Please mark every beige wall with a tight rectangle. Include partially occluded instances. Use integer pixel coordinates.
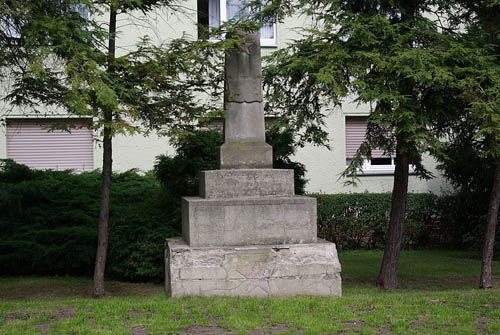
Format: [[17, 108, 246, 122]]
[[294, 103, 451, 194], [0, 2, 450, 194]]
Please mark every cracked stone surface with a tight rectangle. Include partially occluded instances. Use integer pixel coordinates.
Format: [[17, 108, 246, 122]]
[[219, 32, 273, 169], [165, 238, 342, 297]]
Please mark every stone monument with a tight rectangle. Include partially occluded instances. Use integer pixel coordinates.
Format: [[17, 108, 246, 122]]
[[165, 33, 342, 297]]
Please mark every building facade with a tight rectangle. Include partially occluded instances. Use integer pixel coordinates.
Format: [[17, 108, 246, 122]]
[[0, 1, 450, 194]]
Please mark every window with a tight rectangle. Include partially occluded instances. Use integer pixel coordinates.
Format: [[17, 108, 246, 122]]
[[6, 119, 94, 172], [70, 3, 89, 20], [345, 116, 396, 174], [197, 0, 277, 46]]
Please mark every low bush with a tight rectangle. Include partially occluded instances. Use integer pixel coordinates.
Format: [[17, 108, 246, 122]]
[[313, 192, 498, 251], [0, 160, 176, 282], [313, 193, 443, 250], [1, 156, 498, 283]]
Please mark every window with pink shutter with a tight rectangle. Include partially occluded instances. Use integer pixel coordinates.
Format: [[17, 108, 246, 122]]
[[345, 116, 396, 173], [6, 119, 94, 172]]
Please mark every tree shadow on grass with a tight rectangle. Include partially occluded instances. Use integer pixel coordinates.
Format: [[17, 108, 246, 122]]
[[343, 276, 500, 291], [0, 277, 163, 300]]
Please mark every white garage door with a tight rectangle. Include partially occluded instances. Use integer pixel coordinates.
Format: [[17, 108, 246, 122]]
[[7, 119, 94, 172]]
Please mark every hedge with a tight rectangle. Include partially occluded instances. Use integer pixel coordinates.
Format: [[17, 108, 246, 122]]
[[1, 159, 497, 282], [0, 160, 177, 282], [312, 193, 447, 250]]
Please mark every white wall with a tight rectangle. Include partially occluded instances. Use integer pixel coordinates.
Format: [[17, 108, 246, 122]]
[[0, 3, 451, 194], [294, 108, 451, 194], [94, 132, 175, 172]]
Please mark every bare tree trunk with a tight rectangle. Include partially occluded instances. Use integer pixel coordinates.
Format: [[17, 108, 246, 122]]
[[92, 6, 116, 298], [377, 142, 409, 290], [479, 161, 500, 289]]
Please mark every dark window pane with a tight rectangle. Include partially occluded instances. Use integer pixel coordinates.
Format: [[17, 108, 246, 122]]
[[198, 0, 209, 39], [370, 157, 392, 165]]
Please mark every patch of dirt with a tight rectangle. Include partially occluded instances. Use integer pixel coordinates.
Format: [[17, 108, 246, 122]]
[[131, 325, 148, 335], [36, 321, 52, 335], [2, 311, 31, 323], [2, 311, 39, 328], [3, 308, 77, 335], [477, 316, 488, 334], [0, 278, 163, 300], [106, 282, 163, 297], [249, 325, 298, 334], [372, 326, 391, 335], [342, 320, 364, 329], [130, 310, 146, 318], [180, 325, 230, 335], [52, 307, 75, 321], [129, 309, 154, 320]]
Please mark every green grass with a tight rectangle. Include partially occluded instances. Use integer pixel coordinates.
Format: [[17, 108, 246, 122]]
[[1, 250, 499, 334]]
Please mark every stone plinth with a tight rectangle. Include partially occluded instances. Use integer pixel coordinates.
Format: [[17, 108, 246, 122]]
[[200, 169, 294, 199], [165, 238, 342, 297], [182, 196, 317, 247], [218, 142, 272, 169]]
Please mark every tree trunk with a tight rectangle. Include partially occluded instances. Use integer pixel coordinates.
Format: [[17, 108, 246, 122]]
[[479, 161, 500, 289], [376, 142, 409, 290], [92, 6, 116, 298]]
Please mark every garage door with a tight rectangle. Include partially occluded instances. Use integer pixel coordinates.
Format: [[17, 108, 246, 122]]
[[6, 119, 94, 172]]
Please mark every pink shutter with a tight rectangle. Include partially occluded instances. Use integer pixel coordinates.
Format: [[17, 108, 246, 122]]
[[7, 119, 94, 172], [345, 116, 387, 158]]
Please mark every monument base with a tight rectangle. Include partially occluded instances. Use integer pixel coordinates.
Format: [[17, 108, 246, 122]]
[[165, 238, 342, 297]]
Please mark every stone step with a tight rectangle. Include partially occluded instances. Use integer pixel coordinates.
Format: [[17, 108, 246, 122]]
[[182, 195, 317, 247], [199, 169, 294, 199], [165, 238, 342, 297]]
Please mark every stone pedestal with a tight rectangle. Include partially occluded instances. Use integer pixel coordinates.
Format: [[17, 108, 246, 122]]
[[166, 238, 341, 297], [165, 168, 342, 297], [164, 30, 341, 297]]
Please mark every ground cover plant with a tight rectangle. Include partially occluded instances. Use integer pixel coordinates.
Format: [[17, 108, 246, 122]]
[[1, 250, 499, 335]]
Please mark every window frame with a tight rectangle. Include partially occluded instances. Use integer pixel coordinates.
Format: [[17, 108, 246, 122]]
[[344, 115, 415, 175], [206, 0, 277, 47]]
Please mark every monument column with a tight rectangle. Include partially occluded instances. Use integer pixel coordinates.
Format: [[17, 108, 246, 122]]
[[165, 30, 342, 297], [219, 32, 273, 169]]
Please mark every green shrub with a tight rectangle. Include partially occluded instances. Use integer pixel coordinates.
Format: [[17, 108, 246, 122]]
[[436, 193, 499, 251], [312, 193, 446, 250], [0, 160, 176, 282], [2, 156, 497, 283]]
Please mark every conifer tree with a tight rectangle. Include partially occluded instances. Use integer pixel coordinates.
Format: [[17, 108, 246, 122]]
[[263, 0, 466, 289], [1, 0, 225, 296]]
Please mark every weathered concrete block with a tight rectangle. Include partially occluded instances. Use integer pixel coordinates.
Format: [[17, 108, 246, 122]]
[[199, 169, 294, 199], [225, 33, 263, 104], [165, 238, 342, 297], [182, 196, 317, 247], [218, 142, 272, 169], [224, 102, 266, 143]]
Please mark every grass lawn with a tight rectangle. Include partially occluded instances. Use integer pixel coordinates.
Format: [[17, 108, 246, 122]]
[[1, 249, 499, 335]]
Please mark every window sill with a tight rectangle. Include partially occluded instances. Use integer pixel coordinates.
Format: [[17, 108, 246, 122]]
[[345, 169, 416, 177], [358, 170, 395, 176], [207, 37, 277, 48]]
